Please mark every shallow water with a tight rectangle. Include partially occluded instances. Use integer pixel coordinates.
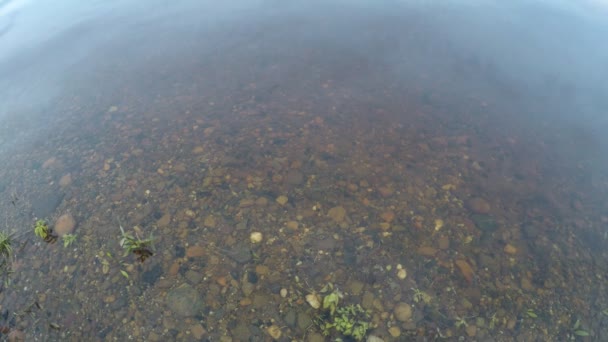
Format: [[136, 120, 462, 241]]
[[1, 0, 608, 341]]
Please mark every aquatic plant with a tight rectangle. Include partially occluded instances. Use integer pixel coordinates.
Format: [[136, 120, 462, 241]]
[[34, 219, 57, 243], [62, 234, 77, 248], [0, 232, 13, 261], [0, 231, 14, 287], [119, 224, 154, 262], [314, 284, 372, 341], [318, 303, 371, 340]]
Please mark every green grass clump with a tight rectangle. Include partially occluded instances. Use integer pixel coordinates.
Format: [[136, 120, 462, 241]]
[[62, 234, 77, 248], [119, 225, 154, 262], [34, 219, 57, 243]]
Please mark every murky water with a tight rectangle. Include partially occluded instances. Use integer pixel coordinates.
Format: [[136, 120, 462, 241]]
[[1, 0, 608, 341]]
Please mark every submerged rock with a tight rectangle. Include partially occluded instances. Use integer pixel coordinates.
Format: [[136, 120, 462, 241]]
[[54, 213, 76, 236], [166, 284, 203, 317]]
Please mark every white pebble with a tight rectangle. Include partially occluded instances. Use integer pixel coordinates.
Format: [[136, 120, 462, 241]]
[[397, 268, 407, 279], [250, 232, 263, 243], [305, 293, 321, 309]]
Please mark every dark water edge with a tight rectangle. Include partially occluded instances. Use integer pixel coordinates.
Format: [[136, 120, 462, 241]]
[[0, 0, 607, 341]]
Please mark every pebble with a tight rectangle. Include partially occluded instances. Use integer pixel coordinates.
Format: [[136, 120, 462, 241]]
[[204, 215, 216, 228], [266, 325, 282, 340], [276, 195, 288, 205], [438, 235, 450, 249], [255, 265, 269, 275], [504, 244, 518, 255], [380, 211, 395, 222], [466, 324, 477, 337], [286, 221, 299, 230], [157, 213, 171, 227], [468, 197, 490, 214], [417, 246, 437, 257], [166, 284, 203, 317], [397, 268, 407, 280], [285, 170, 304, 185], [366, 336, 385, 342], [186, 246, 205, 257], [305, 293, 321, 309], [191, 324, 206, 339], [348, 280, 365, 295], [250, 232, 263, 243], [42, 157, 57, 169], [239, 199, 255, 208], [434, 219, 444, 231], [168, 262, 180, 276], [455, 259, 475, 284], [388, 326, 401, 337], [378, 186, 394, 197], [393, 302, 412, 321], [192, 146, 205, 154], [280, 288, 288, 298], [256, 197, 269, 206], [307, 333, 326, 342], [54, 213, 76, 236], [327, 206, 346, 222], [521, 276, 534, 291], [59, 173, 72, 187]]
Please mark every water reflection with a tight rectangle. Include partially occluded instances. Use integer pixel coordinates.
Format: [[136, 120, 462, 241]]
[[0, 0, 607, 340]]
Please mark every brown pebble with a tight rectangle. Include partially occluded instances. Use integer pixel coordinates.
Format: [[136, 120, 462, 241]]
[[59, 173, 72, 187], [417, 246, 437, 257], [203, 215, 216, 228], [216, 276, 227, 287], [327, 206, 346, 222], [157, 213, 171, 227], [255, 265, 270, 275], [378, 186, 394, 197], [239, 199, 255, 208], [455, 259, 475, 284], [503, 244, 517, 255], [191, 324, 206, 339], [42, 157, 57, 169], [54, 213, 76, 237], [186, 246, 205, 258], [468, 197, 490, 214], [380, 211, 395, 222], [466, 324, 477, 337], [438, 235, 450, 249], [168, 262, 180, 276]]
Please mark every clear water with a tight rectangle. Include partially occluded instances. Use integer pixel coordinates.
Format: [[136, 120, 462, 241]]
[[1, 0, 608, 340]]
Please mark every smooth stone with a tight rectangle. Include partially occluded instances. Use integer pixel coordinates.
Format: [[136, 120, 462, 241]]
[[504, 244, 518, 254], [348, 280, 365, 296], [468, 197, 490, 214], [327, 206, 346, 222], [166, 284, 203, 317], [191, 324, 206, 339], [186, 246, 205, 258], [59, 173, 72, 187], [285, 170, 304, 185], [204, 215, 216, 228], [54, 213, 76, 236], [157, 213, 171, 227], [284, 310, 297, 327], [394, 302, 412, 321]]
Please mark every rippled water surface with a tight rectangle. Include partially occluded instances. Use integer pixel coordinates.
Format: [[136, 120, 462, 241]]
[[1, 0, 608, 341]]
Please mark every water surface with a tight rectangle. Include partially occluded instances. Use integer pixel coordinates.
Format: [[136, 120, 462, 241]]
[[1, 0, 608, 340]]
